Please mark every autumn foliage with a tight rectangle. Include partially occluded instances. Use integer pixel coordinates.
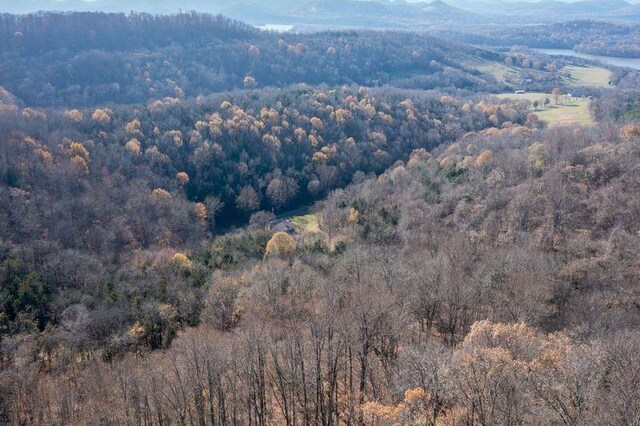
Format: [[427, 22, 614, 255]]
[[265, 231, 297, 257]]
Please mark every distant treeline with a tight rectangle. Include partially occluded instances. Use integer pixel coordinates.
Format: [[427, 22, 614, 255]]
[[0, 12, 507, 107]]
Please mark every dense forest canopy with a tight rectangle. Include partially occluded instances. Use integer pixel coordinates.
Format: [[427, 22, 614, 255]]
[[0, 12, 510, 107], [0, 85, 529, 353], [4, 106, 640, 424]]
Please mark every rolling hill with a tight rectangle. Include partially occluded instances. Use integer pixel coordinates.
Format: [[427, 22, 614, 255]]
[[0, 12, 515, 107]]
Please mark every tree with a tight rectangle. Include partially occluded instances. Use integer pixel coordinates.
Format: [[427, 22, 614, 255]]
[[249, 211, 275, 229], [475, 149, 494, 168], [125, 138, 141, 155], [620, 124, 640, 142], [176, 172, 190, 185], [310, 117, 324, 131], [552, 87, 562, 105], [236, 185, 261, 213], [204, 196, 224, 231], [266, 177, 299, 210], [92, 108, 112, 124], [203, 276, 243, 330], [64, 109, 83, 122], [243, 75, 257, 89], [396, 342, 453, 426], [125, 119, 143, 137], [172, 253, 193, 270], [454, 322, 537, 423], [265, 232, 297, 257]]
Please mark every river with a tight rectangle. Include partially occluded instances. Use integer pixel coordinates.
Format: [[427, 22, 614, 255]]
[[532, 48, 640, 70]]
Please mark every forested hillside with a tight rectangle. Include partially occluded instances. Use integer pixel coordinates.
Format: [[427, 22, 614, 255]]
[[1, 9, 640, 426], [0, 86, 529, 359], [0, 13, 510, 107], [4, 112, 640, 424]]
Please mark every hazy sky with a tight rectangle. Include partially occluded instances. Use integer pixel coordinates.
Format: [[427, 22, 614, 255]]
[[9, 0, 640, 4]]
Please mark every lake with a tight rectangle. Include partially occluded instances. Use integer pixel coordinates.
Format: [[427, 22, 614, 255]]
[[533, 48, 640, 70], [256, 24, 294, 32]]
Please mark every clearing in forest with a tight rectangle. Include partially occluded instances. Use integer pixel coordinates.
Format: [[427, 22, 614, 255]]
[[458, 54, 519, 83], [290, 213, 321, 233], [496, 92, 594, 127], [559, 65, 612, 88]]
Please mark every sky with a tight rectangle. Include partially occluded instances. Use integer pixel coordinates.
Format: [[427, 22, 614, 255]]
[[7, 0, 640, 5]]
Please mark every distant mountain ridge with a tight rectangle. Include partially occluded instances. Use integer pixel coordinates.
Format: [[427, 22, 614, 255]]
[[1, 0, 639, 27]]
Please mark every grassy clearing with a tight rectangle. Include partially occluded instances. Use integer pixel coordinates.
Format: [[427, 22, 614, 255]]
[[476, 61, 519, 83], [291, 213, 320, 233], [534, 102, 593, 127], [458, 54, 519, 83], [496, 92, 594, 127], [458, 52, 611, 89], [559, 65, 612, 88]]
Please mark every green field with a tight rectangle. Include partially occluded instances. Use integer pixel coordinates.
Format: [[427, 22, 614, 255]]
[[497, 92, 594, 127], [291, 213, 321, 233], [559, 65, 612, 88], [459, 52, 612, 90]]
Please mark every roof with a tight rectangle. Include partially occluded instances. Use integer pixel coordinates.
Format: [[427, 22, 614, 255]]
[[271, 220, 297, 234]]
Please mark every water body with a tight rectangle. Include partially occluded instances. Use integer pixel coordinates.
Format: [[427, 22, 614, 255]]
[[256, 24, 294, 32], [533, 48, 640, 70]]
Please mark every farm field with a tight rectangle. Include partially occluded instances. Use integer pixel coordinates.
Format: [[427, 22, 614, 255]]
[[459, 54, 611, 92], [559, 65, 612, 88], [497, 92, 594, 127]]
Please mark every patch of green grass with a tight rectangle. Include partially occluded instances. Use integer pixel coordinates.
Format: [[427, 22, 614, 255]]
[[496, 92, 594, 127], [534, 102, 593, 127], [560, 65, 611, 88], [291, 213, 320, 233]]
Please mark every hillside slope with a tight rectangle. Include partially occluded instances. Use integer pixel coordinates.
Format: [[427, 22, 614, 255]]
[[0, 12, 515, 107], [4, 112, 640, 424]]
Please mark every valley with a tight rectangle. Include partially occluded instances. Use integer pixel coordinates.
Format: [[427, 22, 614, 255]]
[[534, 48, 640, 69]]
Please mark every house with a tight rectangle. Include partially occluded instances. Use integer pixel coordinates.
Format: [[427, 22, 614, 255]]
[[270, 220, 297, 235]]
